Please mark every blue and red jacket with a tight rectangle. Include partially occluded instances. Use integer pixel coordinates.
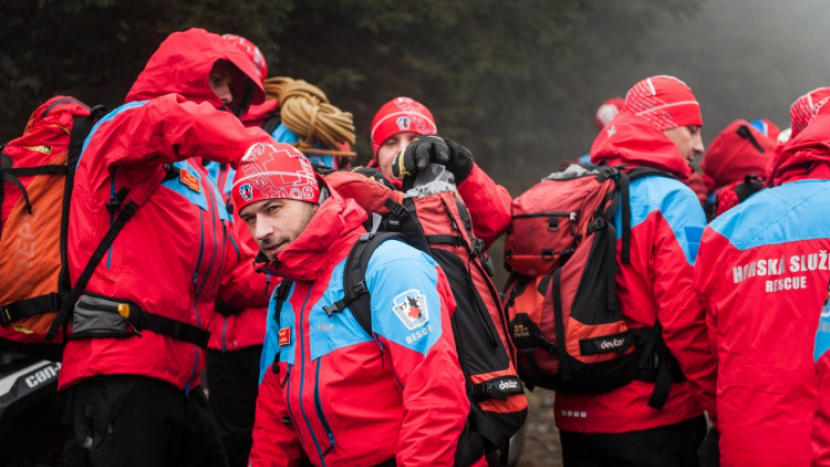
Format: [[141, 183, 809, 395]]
[[699, 111, 830, 467], [60, 28, 273, 392], [552, 112, 717, 434], [698, 112, 830, 467], [249, 190, 469, 467]]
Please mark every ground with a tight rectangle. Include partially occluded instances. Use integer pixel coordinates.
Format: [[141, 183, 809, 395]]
[[515, 388, 564, 467]]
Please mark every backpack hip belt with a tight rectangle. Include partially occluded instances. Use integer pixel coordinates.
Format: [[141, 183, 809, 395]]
[[69, 292, 210, 347]]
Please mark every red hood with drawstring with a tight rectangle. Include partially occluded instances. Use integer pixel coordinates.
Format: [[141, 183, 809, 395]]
[[126, 27, 265, 113], [59, 28, 272, 392], [556, 111, 717, 435]]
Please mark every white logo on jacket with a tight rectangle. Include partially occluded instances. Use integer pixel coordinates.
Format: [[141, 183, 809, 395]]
[[392, 289, 429, 330]]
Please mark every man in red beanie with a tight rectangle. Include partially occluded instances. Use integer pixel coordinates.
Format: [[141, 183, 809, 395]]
[[551, 75, 718, 467], [701, 119, 776, 219], [238, 142, 473, 466], [368, 96, 512, 248], [60, 28, 274, 466], [202, 33, 283, 467], [696, 97, 830, 467]]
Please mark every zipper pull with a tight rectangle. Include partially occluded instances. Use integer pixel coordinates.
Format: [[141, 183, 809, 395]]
[[264, 272, 272, 300]]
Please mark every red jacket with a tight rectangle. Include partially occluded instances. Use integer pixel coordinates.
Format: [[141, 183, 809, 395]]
[[60, 28, 273, 391], [697, 114, 830, 466], [204, 161, 275, 352], [249, 192, 469, 466], [552, 113, 717, 434]]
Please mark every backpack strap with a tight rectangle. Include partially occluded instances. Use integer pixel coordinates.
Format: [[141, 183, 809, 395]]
[[322, 213, 405, 337], [0, 293, 63, 326], [45, 198, 140, 341], [734, 173, 765, 202], [634, 321, 683, 409], [260, 110, 282, 136], [270, 279, 294, 374]]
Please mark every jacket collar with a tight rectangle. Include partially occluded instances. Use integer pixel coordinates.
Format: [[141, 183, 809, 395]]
[[256, 193, 368, 282]]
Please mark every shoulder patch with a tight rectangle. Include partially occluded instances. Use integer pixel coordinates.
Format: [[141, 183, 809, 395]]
[[392, 289, 429, 330]]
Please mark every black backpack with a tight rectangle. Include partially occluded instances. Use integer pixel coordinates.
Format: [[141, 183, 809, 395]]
[[272, 168, 528, 466]]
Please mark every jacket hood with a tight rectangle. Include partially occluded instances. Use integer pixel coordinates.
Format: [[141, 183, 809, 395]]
[[590, 112, 692, 180], [257, 185, 369, 282], [125, 28, 265, 113], [768, 112, 830, 186]]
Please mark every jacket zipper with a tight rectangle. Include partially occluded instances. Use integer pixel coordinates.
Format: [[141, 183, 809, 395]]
[[314, 360, 336, 457], [295, 286, 329, 466], [185, 206, 205, 395]]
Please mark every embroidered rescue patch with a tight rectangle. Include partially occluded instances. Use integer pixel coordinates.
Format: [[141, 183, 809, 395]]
[[279, 327, 291, 346], [179, 168, 201, 193], [238, 183, 253, 201], [392, 289, 429, 330]]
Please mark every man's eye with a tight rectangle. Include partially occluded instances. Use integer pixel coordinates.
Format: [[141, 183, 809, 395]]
[[268, 205, 279, 213]]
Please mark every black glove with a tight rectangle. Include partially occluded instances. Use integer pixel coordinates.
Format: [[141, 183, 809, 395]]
[[443, 137, 474, 183], [391, 135, 476, 183], [392, 135, 450, 179], [698, 427, 719, 467]]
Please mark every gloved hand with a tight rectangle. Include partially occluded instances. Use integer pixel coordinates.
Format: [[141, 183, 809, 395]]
[[392, 135, 475, 183], [443, 137, 474, 183]]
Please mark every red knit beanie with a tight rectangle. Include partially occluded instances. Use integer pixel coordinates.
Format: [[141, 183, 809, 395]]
[[370, 97, 437, 156], [595, 97, 625, 129], [701, 119, 775, 190], [222, 34, 268, 83], [789, 87, 830, 138], [623, 75, 702, 131], [232, 142, 320, 213]]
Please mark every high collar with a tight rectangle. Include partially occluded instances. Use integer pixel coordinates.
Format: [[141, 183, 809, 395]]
[[590, 112, 692, 181], [256, 193, 368, 282], [768, 113, 830, 186]]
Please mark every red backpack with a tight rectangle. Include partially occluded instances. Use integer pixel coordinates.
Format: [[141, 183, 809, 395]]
[[503, 165, 683, 408], [0, 97, 105, 358]]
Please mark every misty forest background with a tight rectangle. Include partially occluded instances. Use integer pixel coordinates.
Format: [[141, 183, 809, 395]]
[[3, 0, 830, 195]]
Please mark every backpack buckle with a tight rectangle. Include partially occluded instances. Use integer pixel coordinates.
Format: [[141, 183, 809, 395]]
[[0, 305, 11, 325]]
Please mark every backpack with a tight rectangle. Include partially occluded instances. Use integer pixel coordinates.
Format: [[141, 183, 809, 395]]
[[274, 166, 528, 466], [0, 97, 171, 359], [502, 164, 684, 409], [0, 97, 105, 358], [708, 173, 766, 221]]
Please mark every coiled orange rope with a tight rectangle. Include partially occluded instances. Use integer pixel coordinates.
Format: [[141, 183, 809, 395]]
[[264, 77, 356, 157]]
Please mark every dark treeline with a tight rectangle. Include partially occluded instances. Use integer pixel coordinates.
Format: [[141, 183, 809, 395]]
[[2, 0, 704, 193], [5, 1, 830, 195]]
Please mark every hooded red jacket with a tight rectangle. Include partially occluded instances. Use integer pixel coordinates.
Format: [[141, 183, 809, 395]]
[[552, 113, 717, 434], [249, 190, 469, 466], [59, 28, 273, 391], [696, 113, 830, 466]]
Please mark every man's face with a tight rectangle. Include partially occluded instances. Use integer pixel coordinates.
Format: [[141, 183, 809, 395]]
[[376, 132, 419, 181], [209, 61, 234, 106], [239, 199, 318, 260], [663, 125, 704, 165]]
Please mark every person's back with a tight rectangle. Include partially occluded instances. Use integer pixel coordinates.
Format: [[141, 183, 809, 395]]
[[698, 101, 830, 467], [554, 75, 717, 467], [61, 28, 273, 466]]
